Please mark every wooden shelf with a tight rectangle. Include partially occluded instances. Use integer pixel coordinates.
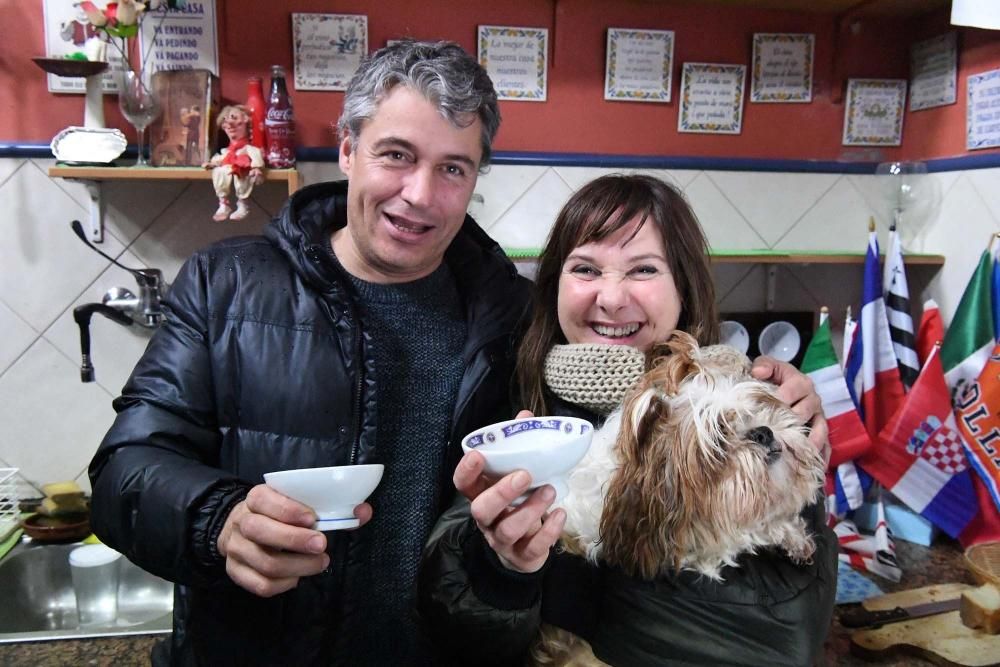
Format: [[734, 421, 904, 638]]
[[504, 249, 945, 266], [48, 165, 300, 196]]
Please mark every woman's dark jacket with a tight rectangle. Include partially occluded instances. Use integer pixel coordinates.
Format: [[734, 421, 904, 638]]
[[418, 395, 839, 666], [88, 180, 532, 666]]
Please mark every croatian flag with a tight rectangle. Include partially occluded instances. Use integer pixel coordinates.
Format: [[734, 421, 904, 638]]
[[845, 227, 905, 438], [863, 346, 977, 539]]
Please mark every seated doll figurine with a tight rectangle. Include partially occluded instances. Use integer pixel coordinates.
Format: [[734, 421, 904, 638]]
[[203, 105, 264, 221]]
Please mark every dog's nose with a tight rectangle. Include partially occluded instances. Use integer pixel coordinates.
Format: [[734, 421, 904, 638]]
[[746, 426, 774, 448], [747, 426, 782, 463]]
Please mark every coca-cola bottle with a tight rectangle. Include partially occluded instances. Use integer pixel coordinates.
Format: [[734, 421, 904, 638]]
[[245, 77, 267, 151], [264, 65, 296, 168]]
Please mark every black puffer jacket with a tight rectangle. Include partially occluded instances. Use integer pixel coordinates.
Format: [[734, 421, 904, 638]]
[[89, 180, 532, 666], [419, 396, 838, 667]]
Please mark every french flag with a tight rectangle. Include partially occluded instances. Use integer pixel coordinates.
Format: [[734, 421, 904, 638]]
[[846, 228, 906, 438], [862, 346, 977, 538]]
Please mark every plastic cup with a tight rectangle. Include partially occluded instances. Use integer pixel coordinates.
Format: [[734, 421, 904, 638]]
[[69, 544, 122, 627]]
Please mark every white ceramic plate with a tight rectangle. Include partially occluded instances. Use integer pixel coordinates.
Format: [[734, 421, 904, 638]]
[[719, 320, 750, 354], [51, 126, 127, 164], [758, 321, 801, 362]]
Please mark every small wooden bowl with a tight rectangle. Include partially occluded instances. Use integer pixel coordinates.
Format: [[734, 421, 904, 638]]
[[20, 513, 91, 543]]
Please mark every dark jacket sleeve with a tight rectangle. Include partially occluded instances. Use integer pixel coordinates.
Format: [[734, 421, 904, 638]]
[[88, 252, 252, 587], [418, 495, 547, 666]]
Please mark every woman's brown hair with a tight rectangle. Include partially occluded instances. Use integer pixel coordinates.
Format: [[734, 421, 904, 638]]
[[516, 174, 718, 415]]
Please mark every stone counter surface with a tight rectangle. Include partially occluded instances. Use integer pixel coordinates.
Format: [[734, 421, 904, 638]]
[[0, 540, 976, 666], [0, 635, 160, 666]]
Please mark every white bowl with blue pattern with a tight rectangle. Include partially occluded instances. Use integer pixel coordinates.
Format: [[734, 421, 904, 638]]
[[462, 416, 593, 503]]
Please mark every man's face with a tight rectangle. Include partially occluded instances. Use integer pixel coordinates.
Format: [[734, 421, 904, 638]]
[[334, 85, 483, 284]]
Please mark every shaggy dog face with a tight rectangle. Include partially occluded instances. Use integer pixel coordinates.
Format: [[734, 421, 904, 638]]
[[561, 331, 825, 581]]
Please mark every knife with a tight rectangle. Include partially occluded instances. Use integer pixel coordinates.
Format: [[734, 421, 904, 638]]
[[840, 597, 961, 629]]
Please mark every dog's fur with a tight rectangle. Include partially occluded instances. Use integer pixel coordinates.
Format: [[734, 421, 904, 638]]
[[533, 331, 825, 666]]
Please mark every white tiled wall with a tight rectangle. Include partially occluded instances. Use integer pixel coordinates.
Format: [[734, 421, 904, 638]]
[[0, 157, 995, 497]]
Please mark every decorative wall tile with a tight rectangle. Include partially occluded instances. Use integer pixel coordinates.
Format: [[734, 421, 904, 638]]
[[0, 164, 127, 332], [0, 158, 22, 189], [684, 173, 766, 249], [472, 165, 548, 228], [706, 171, 838, 247], [0, 338, 115, 488], [776, 176, 876, 251], [129, 182, 272, 281], [922, 174, 1000, 322], [0, 300, 38, 376], [487, 169, 573, 249]]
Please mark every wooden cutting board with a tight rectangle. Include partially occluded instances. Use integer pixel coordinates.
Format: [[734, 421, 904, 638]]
[[850, 583, 1000, 666]]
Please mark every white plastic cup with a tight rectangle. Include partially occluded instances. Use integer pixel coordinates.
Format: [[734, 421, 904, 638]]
[[69, 544, 122, 627]]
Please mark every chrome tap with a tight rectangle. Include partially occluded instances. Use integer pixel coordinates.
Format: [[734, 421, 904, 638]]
[[70, 220, 168, 382]]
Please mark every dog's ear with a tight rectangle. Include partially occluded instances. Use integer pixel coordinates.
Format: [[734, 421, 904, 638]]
[[599, 383, 686, 580], [647, 330, 701, 397]]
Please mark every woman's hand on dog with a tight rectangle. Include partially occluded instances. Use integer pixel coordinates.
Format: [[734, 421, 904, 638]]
[[454, 411, 567, 573], [751, 356, 832, 466]]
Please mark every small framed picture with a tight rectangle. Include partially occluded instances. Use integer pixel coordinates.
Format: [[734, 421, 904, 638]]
[[478, 25, 548, 101], [750, 33, 813, 103], [292, 13, 368, 91], [842, 79, 906, 146], [910, 32, 957, 111], [678, 63, 746, 134], [604, 28, 674, 103], [967, 68, 1000, 150]]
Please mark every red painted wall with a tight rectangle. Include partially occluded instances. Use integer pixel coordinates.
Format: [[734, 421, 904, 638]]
[[4, 1, 998, 161]]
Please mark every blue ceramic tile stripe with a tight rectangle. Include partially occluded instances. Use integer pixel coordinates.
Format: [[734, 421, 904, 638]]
[[3, 141, 999, 174]]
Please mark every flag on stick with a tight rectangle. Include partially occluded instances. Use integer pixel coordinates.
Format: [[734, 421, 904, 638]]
[[942, 245, 995, 404], [955, 342, 1000, 515], [916, 299, 945, 368], [801, 308, 871, 512], [883, 225, 919, 389], [845, 222, 906, 437], [862, 345, 977, 538], [843, 305, 856, 373]]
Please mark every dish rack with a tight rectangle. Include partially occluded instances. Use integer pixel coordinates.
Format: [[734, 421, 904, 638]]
[[0, 468, 20, 543]]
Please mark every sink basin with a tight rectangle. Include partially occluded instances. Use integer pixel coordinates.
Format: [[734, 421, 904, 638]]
[[0, 541, 172, 642]]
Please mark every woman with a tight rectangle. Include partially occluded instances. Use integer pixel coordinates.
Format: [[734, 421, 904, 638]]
[[418, 174, 836, 666]]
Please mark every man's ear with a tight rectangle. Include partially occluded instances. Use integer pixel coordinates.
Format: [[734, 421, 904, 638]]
[[338, 136, 354, 175]]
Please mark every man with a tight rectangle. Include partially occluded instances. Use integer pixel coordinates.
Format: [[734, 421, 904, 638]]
[[90, 40, 530, 666]]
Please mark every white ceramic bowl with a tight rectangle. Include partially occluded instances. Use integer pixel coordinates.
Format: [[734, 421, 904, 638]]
[[263, 464, 384, 531], [461, 416, 594, 502], [719, 320, 750, 354], [758, 320, 801, 362]]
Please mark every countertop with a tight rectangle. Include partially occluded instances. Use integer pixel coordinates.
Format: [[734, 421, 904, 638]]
[[825, 537, 978, 666], [0, 539, 976, 666]]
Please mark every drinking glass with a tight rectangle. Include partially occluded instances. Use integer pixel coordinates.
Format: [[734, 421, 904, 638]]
[[118, 70, 161, 167]]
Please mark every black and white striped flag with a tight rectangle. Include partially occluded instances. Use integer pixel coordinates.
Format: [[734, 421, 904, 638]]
[[883, 225, 919, 388]]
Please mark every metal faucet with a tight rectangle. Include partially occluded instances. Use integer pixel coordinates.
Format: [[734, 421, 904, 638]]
[[70, 220, 168, 382]]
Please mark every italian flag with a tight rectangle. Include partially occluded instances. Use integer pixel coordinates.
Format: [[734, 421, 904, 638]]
[[942, 249, 994, 403], [800, 309, 872, 510]]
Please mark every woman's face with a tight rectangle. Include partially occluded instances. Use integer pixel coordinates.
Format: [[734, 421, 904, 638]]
[[557, 216, 682, 353]]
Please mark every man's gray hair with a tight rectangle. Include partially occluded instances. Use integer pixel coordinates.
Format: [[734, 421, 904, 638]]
[[336, 40, 501, 169]]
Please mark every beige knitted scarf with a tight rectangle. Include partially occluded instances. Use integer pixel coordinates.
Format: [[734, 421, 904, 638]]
[[543, 343, 647, 416]]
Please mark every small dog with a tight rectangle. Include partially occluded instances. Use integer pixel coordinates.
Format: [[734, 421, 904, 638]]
[[534, 331, 825, 666]]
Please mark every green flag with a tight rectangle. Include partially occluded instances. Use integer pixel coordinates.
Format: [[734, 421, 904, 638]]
[[942, 249, 994, 402]]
